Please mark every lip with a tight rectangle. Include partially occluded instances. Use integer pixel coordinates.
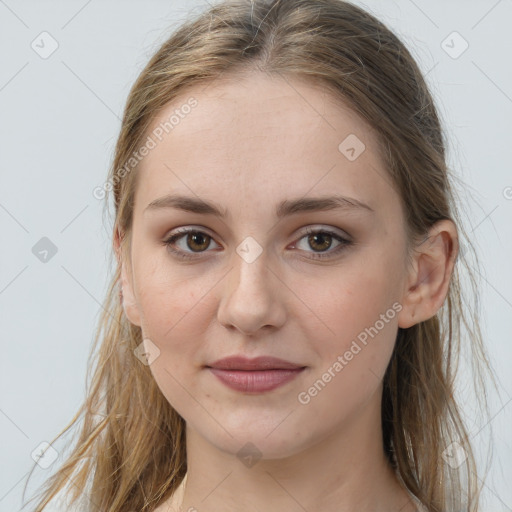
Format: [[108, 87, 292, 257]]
[[205, 356, 306, 393], [207, 355, 304, 371], [207, 368, 306, 393]]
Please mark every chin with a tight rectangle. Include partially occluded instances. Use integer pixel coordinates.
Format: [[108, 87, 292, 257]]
[[192, 414, 317, 462]]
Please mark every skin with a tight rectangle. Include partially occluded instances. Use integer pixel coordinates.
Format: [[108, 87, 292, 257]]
[[115, 70, 458, 512]]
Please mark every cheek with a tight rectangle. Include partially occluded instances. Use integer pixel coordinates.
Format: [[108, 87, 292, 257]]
[[132, 246, 206, 335], [302, 263, 400, 377], [131, 259, 228, 402], [137, 277, 209, 354], [133, 266, 216, 417], [294, 273, 399, 430]]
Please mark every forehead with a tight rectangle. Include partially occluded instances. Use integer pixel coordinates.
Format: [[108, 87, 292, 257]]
[[133, 71, 396, 218]]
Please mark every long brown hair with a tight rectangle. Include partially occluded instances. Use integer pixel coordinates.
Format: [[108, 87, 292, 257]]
[[24, 1, 499, 510]]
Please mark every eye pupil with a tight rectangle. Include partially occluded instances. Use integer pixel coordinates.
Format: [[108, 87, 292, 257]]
[[308, 233, 332, 252], [188, 232, 210, 251]]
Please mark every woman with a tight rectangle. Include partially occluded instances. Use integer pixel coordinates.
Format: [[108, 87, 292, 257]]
[[26, 0, 497, 511]]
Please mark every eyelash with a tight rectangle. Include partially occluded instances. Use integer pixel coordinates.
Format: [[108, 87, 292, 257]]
[[162, 227, 352, 261]]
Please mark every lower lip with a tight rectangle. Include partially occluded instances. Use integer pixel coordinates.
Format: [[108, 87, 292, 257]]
[[207, 367, 305, 393]]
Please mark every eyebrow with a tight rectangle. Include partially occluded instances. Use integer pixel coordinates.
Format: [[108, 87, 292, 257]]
[[143, 193, 374, 218]]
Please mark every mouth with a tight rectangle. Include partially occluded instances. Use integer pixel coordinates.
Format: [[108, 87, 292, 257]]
[[206, 367, 306, 393], [205, 355, 307, 393], [206, 355, 305, 371]]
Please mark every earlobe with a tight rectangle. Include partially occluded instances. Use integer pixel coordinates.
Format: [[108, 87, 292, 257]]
[[397, 220, 458, 329], [113, 227, 142, 327]]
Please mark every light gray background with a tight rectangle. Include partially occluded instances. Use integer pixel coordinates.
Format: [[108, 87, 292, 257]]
[[1, 0, 511, 511]]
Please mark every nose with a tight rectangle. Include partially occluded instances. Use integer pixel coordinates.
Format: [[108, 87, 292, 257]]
[[217, 251, 287, 336]]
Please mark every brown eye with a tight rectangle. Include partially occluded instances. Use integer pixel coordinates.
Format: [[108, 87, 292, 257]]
[[163, 228, 220, 260], [163, 226, 352, 262], [307, 232, 333, 252], [184, 232, 211, 252], [294, 228, 352, 260]]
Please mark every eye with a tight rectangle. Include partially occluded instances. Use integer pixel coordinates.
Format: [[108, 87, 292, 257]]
[[163, 226, 352, 261], [163, 228, 220, 260], [293, 227, 352, 260]]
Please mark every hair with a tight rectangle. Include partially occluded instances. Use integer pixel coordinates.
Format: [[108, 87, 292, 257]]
[[24, 1, 500, 511]]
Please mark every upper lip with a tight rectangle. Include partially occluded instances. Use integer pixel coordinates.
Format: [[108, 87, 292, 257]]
[[206, 356, 305, 371]]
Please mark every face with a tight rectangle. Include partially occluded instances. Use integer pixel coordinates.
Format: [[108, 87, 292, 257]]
[[119, 71, 413, 459]]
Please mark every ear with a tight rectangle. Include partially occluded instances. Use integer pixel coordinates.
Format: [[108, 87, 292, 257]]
[[397, 219, 459, 329], [113, 227, 142, 327]]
